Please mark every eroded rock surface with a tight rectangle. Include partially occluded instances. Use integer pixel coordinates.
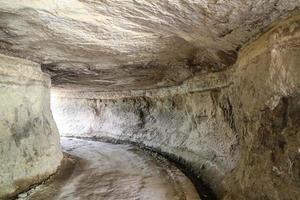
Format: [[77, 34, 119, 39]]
[[222, 15, 300, 200], [51, 15, 300, 199], [0, 1, 300, 199], [0, 0, 299, 90], [51, 78, 239, 196], [18, 138, 200, 200], [0, 54, 62, 199]]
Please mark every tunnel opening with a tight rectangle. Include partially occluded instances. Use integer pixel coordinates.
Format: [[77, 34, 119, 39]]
[[0, 2, 300, 200]]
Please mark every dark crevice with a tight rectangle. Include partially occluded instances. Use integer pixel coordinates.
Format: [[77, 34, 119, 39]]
[[282, 97, 289, 128], [220, 97, 236, 132]]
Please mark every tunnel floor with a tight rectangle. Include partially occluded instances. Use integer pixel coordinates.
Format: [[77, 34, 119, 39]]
[[17, 138, 200, 200]]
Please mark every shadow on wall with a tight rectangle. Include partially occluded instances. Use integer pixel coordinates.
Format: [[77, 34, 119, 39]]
[[222, 15, 300, 200], [51, 89, 239, 198], [50, 14, 300, 200]]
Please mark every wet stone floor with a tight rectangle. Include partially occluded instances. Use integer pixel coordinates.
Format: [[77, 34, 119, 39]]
[[17, 138, 200, 200]]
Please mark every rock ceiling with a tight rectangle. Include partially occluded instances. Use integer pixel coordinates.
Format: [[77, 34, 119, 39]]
[[0, 0, 299, 91]]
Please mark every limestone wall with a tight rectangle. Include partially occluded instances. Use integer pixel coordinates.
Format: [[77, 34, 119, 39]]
[[0, 54, 62, 199], [51, 15, 300, 199], [52, 84, 238, 197], [222, 15, 300, 200]]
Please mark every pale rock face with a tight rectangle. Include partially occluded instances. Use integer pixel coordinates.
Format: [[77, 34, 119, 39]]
[[0, 54, 62, 199], [0, 0, 299, 91], [51, 78, 239, 196], [1, 1, 300, 199], [51, 15, 300, 199]]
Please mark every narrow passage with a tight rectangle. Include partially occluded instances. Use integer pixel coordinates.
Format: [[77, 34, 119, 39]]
[[18, 138, 200, 200]]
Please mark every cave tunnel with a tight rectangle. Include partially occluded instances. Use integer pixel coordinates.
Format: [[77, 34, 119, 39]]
[[0, 1, 300, 200]]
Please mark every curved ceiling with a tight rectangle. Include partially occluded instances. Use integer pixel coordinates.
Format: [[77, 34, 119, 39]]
[[0, 0, 299, 91]]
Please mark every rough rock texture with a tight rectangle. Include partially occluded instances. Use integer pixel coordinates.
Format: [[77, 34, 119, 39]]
[[18, 138, 200, 200], [0, 54, 63, 199], [51, 84, 239, 196], [0, 1, 299, 91], [51, 15, 300, 199], [1, 1, 299, 199], [222, 15, 300, 200]]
